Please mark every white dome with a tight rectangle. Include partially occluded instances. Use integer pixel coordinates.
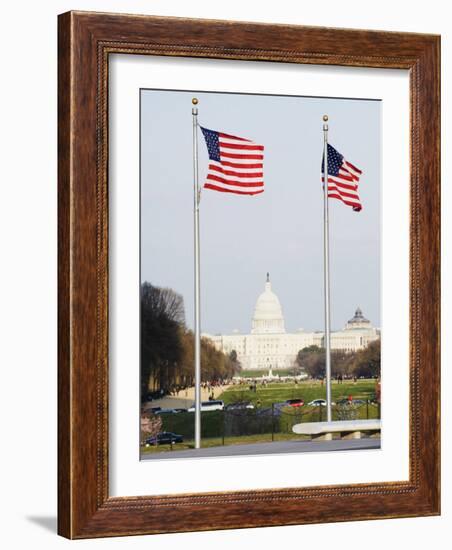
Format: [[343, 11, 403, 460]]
[[251, 274, 285, 334]]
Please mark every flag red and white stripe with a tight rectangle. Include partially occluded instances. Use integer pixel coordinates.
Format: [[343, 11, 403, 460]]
[[322, 143, 363, 212], [200, 127, 264, 196]]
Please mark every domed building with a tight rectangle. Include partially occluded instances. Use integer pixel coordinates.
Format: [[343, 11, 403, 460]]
[[251, 273, 285, 334], [203, 275, 380, 372], [331, 306, 380, 351], [345, 307, 371, 330]]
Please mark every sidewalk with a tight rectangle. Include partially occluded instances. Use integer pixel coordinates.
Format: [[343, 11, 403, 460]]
[[141, 437, 381, 460]]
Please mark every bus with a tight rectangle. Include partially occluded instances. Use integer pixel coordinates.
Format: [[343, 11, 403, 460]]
[[187, 400, 224, 412]]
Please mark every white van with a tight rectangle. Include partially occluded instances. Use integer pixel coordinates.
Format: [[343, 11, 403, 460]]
[[188, 400, 224, 412]]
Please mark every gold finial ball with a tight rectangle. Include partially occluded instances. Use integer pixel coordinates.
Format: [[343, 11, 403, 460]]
[[192, 98, 199, 105], [323, 115, 329, 121]]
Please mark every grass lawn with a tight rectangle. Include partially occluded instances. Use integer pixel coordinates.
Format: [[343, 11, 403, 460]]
[[220, 379, 378, 408]]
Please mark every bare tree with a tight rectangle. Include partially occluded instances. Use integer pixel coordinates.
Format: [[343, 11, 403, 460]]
[[141, 283, 185, 398], [141, 283, 185, 325], [140, 282, 243, 397], [296, 345, 358, 379], [352, 339, 381, 378]]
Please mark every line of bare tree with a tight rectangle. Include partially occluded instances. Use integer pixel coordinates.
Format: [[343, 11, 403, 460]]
[[296, 340, 381, 380], [141, 282, 241, 400]]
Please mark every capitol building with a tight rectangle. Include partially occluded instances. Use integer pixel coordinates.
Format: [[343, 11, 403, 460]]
[[203, 274, 380, 371]]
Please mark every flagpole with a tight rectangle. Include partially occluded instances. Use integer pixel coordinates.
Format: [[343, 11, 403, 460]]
[[323, 115, 332, 423], [192, 97, 202, 448]]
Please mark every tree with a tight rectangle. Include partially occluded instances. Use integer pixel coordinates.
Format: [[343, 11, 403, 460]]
[[140, 412, 163, 445], [141, 283, 185, 397], [296, 346, 325, 379], [141, 282, 185, 325], [140, 282, 241, 397], [200, 338, 240, 381], [229, 350, 242, 375], [296, 345, 358, 378], [331, 349, 356, 377], [352, 339, 381, 378], [178, 328, 195, 386]]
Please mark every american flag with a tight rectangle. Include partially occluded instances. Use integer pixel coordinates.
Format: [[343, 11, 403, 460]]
[[322, 143, 363, 212], [200, 127, 264, 195]]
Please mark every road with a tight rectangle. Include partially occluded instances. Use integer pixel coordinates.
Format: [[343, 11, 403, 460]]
[[141, 437, 380, 460]]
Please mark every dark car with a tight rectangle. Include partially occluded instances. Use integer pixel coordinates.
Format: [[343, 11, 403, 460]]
[[336, 398, 366, 406], [145, 432, 184, 446], [155, 408, 184, 415], [285, 398, 305, 407], [224, 401, 255, 411]]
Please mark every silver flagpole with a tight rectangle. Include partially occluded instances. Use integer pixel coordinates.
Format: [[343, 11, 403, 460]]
[[192, 98, 202, 448], [323, 115, 332, 423]]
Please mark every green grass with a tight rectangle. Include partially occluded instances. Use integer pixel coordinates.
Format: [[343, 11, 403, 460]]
[[221, 379, 378, 408], [156, 410, 222, 439]]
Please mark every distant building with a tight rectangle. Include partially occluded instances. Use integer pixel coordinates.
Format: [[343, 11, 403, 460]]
[[203, 274, 380, 371]]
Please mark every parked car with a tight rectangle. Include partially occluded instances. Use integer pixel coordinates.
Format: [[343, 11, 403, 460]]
[[188, 400, 224, 412], [308, 399, 327, 407], [155, 408, 184, 415], [145, 432, 184, 446], [336, 398, 365, 406], [285, 398, 304, 407], [224, 401, 255, 410], [147, 406, 161, 414]]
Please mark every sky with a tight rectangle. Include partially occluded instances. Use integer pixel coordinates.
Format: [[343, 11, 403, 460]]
[[141, 89, 381, 334]]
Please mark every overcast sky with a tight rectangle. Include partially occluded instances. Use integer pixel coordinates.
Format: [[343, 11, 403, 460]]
[[141, 89, 380, 334]]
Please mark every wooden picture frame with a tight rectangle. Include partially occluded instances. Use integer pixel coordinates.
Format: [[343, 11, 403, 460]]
[[58, 11, 440, 538]]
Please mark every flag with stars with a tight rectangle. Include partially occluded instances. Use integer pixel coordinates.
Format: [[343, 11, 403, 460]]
[[200, 127, 264, 196], [322, 143, 363, 211]]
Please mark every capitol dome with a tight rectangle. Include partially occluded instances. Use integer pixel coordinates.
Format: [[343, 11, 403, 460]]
[[251, 273, 286, 334]]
